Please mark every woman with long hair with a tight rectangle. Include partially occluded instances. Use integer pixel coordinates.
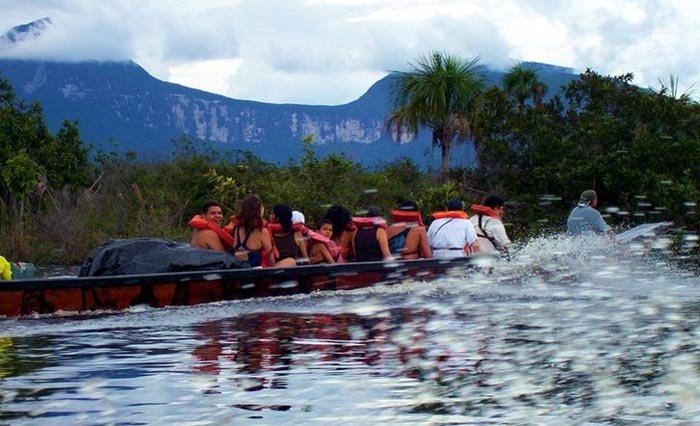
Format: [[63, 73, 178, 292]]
[[323, 205, 353, 262], [269, 203, 308, 267], [231, 194, 274, 267]]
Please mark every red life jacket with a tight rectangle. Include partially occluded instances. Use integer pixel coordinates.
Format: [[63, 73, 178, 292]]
[[470, 204, 500, 218], [430, 210, 469, 220], [351, 217, 388, 229], [307, 230, 344, 262], [188, 215, 234, 251], [267, 222, 305, 234], [390, 209, 424, 226]]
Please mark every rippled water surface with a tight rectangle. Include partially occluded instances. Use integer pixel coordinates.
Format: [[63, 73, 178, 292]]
[[1, 235, 699, 425]]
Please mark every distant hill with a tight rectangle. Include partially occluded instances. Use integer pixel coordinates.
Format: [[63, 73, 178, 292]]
[[0, 19, 578, 168], [0, 17, 575, 167], [0, 58, 578, 168]]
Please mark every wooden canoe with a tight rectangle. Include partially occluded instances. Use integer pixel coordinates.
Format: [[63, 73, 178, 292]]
[[0, 257, 473, 317]]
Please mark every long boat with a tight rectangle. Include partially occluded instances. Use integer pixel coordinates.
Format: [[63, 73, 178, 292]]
[[0, 257, 473, 317]]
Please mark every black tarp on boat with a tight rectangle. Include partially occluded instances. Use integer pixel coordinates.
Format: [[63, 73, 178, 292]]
[[79, 238, 249, 277]]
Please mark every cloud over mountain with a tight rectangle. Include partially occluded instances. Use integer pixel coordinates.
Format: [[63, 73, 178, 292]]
[[1, 1, 699, 105]]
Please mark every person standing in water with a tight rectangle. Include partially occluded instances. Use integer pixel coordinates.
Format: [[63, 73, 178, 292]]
[[566, 190, 612, 235]]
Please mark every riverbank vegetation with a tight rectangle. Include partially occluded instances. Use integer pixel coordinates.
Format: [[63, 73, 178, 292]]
[[1, 55, 699, 264]]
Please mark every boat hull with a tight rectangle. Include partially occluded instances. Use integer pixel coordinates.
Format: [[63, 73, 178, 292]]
[[0, 258, 471, 317]]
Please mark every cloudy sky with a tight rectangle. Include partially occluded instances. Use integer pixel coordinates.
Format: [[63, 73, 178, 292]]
[[1, 0, 699, 105]]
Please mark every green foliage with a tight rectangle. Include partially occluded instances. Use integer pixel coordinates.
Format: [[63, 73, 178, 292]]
[[0, 76, 90, 199], [388, 52, 485, 179], [474, 68, 700, 235], [415, 182, 462, 214], [38, 120, 90, 188], [502, 63, 548, 108], [2, 64, 700, 263], [205, 168, 246, 212], [2, 150, 42, 200]]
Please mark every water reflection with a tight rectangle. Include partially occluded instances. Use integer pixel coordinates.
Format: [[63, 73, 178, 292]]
[[191, 309, 437, 393], [184, 297, 700, 423]]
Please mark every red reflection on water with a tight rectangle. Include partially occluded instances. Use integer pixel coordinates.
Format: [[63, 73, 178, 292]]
[[191, 309, 438, 380]]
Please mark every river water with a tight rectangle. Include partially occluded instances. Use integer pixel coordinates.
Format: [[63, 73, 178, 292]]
[[0, 234, 699, 425]]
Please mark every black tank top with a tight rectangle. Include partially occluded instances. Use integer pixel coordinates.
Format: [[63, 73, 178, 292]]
[[354, 227, 382, 261], [274, 232, 299, 260]]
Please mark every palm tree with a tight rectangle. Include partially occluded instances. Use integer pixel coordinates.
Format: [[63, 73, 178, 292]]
[[387, 52, 484, 179], [656, 73, 696, 101], [502, 63, 547, 110]]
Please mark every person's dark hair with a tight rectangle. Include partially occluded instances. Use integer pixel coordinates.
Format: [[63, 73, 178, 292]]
[[324, 205, 351, 238], [366, 205, 382, 218], [202, 201, 222, 214], [316, 218, 333, 229], [238, 194, 263, 229], [483, 195, 505, 209], [399, 200, 419, 211], [579, 190, 597, 204], [272, 204, 293, 232], [447, 198, 463, 211]]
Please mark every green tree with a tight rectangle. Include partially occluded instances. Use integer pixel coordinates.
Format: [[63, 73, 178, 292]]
[[388, 52, 484, 180], [502, 63, 548, 110], [37, 120, 90, 188], [2, 151, 44, 257], [0, 77, 89, 193], [656, 73, 696, 101], [3, 150, 42, 216]]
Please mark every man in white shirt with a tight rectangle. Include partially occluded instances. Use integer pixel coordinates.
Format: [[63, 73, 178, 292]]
[[427, 199, 480, 258], [470, 195, 511, 255]]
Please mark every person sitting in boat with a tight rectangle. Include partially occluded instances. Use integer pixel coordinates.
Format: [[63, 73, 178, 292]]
[[188, 201, 234, 252], [0, 255, 12, 281], [566, 190, 612, 236], [469, 195, 511, 256], [308, 219, 342, 264], [231, 194, 275, 267], [269, 204, 308, 267], [428, 198, 480, 258], [323, 205, 355, 261], [351, 206, 393, 262], [387, 201, 431, 260]]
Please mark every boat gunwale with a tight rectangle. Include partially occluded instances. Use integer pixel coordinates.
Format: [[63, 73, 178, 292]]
[[2, 257, 472, 291]]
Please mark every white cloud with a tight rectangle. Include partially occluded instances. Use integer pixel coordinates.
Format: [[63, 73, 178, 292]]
[[1, 0, 700, 103]]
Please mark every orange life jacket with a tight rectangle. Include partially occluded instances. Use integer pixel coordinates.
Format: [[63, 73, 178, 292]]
[[390, 209, 424, 226], [470, 204, 500, 218], [307, 230, 344, 262], [188, 215, 235, 251], [267, 222, 305, 234], [430, 210, 469, 220], [428, 211, 472, 254], [351, 217, 388, 229]]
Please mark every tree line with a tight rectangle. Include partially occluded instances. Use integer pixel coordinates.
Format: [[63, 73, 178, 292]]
[[1, 53, 699, 264]]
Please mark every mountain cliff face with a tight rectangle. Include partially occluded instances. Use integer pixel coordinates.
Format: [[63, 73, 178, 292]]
[[0, 17, 578, 167], [0, 59, 465, 166], [0, 59, 578, 167]]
